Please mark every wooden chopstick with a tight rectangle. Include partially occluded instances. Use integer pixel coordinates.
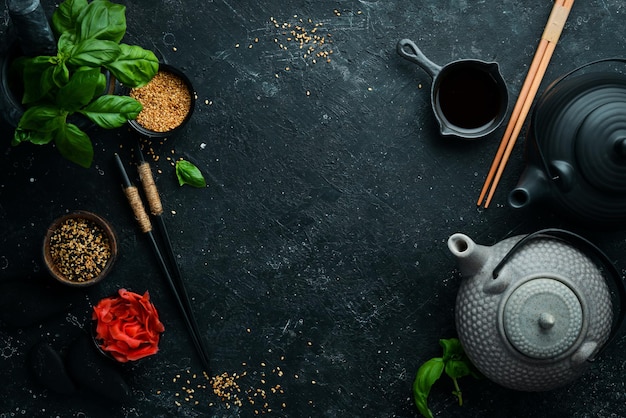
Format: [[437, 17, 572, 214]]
[[114, 153, 211, 372], [477, 0, 574, 208]]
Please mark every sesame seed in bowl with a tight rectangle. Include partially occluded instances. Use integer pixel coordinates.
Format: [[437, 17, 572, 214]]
[[43, 211, 118, 287], [127, 63, 196, 138]]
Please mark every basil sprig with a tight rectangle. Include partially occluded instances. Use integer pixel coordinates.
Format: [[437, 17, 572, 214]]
[[413, 338, 480, 418], [175, 159, 207, 188], [12, 0, 158, 168]]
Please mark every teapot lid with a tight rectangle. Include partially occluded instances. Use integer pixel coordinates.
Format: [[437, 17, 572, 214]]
[[527, 66, 626, 225], [576, 101, 626, 194], [503, 277, 583, 359]]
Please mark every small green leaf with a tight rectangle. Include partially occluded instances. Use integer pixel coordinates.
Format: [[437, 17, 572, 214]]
[[176, 160, 207, 188], [17, 105, 64, 133], [51, 62, 70, 88], [68, 39, 120, 67], [57, 31, 77, 57], [440, 338, 464, 362], [21, 56, 56, 104], [440, 338, 481, 379], [105, 44, 159, 88], [52, 0, 88, 36], [54, 123, 93, 168], [13, 128, 55, 146], [77, 0, 126, 42], [445, 360, 472, 380], [56, 68, 102, 111], [79, 95, 142, 128], [413, 357, 444, 418]]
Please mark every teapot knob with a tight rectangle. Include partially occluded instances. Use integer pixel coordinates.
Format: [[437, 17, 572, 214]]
[[502, 277, 584, 359], [613, 137, 626, 158], [538, 312, 556, 330]]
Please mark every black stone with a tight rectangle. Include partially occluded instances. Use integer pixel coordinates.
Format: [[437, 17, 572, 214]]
[[28, 340, 76, 395], [66, 334, 132, 403], [0, 276, 77, 328]]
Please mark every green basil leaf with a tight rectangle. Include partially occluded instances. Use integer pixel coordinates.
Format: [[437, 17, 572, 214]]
[[68, 39, 120, 67], [54, 123, 93, 168], [57, 31, 77, 56], [413, 357, 444, 418], [77, 0, 126, 42], [105, 44, 159, 88], [21, 56, 55, 104], [176, 160, 207, 188], [52, 0, 88, 36], [56, 68, 102, 111], [93, 70, 107, 96], [440, 338, 464, 362], [444, 360, 472, 380], [17, 105, 64, 133], [79, 95, 142, 128], [51, 62, 70, 88], [13, 127, 55, 146]]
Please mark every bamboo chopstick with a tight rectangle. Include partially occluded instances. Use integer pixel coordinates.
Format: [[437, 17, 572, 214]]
[[113, 153, 211, 372], [134, 146, 210, 371], [477, 0, 574, 208]]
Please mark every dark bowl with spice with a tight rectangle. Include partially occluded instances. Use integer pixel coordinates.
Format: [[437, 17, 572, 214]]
[[43, 211, 118, 287], [127, 63, 195, 138]]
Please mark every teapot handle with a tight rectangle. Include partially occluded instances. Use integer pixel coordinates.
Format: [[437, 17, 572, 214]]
[[540, 57, 626, 94], [492, 228, 626, 361]]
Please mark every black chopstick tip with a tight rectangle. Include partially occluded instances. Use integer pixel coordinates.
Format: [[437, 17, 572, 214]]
[[113, 153, 133, 188]]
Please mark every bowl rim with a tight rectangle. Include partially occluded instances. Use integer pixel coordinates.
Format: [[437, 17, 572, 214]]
[[43, 210, 118, 287], [126, 62, 196, 138]]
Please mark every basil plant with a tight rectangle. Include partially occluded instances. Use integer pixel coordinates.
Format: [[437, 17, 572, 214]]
[[11, 0, 159, 167]]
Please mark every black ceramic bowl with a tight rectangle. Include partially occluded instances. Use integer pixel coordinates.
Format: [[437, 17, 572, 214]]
[[43, 211, 118, 287], [127, 63, 196, 138]]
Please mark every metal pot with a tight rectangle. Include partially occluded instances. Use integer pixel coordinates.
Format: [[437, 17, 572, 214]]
[[509, 59, 626, 227], [448, 229, 625, 391], [396, 38, 508, 139]]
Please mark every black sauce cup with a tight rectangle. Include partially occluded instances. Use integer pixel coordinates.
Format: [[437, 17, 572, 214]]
[[397, 38, 509, 139]]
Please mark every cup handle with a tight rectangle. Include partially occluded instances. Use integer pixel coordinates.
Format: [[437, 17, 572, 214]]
[[396, 38, 442, 79]]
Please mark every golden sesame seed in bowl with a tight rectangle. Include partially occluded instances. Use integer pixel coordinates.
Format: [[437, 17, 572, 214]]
[[127, 63, 196, 138], [43, 211, 118, 287]]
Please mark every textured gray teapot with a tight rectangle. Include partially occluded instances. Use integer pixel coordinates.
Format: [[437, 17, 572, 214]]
[[448, 229, 625, 391]]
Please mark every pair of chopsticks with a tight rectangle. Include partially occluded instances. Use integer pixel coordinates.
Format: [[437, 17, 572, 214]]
[[113, 150, 211, 372], [477, 0, 575, 208]]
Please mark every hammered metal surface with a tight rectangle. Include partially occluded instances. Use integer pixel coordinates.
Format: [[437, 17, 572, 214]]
[[503, 278, 583, 359], [455, 235, 613, 392]]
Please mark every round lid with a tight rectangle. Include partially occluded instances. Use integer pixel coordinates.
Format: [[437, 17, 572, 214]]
[[529, 69, 626, 225], [503, 278, 583, 359], [576, 102, 626, 193]]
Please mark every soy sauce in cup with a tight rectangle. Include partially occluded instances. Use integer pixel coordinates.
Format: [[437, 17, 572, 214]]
[[397, 38, 508, 139]]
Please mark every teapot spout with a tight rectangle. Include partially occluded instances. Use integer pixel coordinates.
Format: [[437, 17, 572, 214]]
[[508, 165, 549, 209], [448, 233, 490, 278]]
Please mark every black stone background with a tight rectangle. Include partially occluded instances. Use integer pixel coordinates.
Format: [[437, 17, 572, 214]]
[[1, 0, 626, 417]]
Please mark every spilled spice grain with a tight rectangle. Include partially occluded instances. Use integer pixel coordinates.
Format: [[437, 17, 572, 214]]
[[268, 15, 334, 65], [130, 71, 192, 132]]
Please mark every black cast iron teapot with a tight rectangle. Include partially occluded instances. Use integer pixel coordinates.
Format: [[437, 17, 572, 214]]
[[509, 59, 626, 227]]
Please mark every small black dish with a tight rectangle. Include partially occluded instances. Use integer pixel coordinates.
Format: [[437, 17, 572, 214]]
[[127, 63, 196, 139]]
